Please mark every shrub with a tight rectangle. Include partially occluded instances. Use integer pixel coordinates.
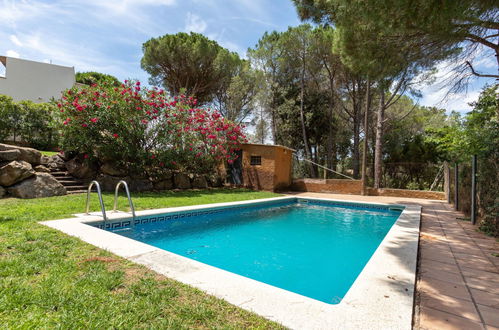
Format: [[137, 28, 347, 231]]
[[57, 81, 247, 176], [0, 95, 58, 149]]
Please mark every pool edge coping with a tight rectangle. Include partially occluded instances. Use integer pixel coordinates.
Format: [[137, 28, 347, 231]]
[[40, 195, 421, 330]]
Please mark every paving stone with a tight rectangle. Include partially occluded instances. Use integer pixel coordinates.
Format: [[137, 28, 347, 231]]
[[476, 304, 499, 328], [419, 307, 483, 330], [419, 292, 480, 322]]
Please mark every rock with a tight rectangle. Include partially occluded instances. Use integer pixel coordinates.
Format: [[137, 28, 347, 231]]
[[95, 174, 123, 191], [66, 157, 96, 179], [207, 174, 224, 187], [0, 149, 21, 161], [34, 165, 50, 173], [7, 173, 66, 198], [40, 155, 50, 165], [0, 143, 42, 165], [192, 176, 208, 189], [174, 173, 191, 189], [47, 155, 66, 170], [0, 161, 35, 186], [0, 186, 5, 198], [101, 162, 126, 177], [128, 178, 153, 192], [153, 179, 173, 191]]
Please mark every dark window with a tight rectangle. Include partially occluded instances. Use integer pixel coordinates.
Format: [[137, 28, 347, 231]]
[[250, 155, 262, 165]]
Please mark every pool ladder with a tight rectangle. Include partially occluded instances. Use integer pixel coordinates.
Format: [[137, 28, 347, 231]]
[[85, 180, 136, 228]]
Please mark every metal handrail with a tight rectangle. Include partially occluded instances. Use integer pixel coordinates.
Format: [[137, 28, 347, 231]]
[[85, 181, 107, 223], [113, 180, 136, 220]]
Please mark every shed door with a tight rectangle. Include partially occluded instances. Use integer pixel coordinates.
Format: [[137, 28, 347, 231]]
[[227, 149, 243, 185]]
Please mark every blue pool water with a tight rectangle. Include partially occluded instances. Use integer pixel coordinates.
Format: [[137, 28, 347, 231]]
[[108, 200, 401, 304]]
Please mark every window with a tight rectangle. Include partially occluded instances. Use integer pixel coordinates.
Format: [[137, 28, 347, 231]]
[[250, 155, 262, 165]]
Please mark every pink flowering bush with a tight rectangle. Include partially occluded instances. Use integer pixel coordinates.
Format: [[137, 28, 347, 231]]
[[58, 81, 247, 176]]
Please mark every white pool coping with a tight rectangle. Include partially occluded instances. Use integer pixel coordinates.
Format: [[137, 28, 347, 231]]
[[41, 195, 421, 330]]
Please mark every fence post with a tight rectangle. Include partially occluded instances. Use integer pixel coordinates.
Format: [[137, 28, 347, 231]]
[[444, 162, 450, 203], [454, 163, 459, 211], [471, 155, 477, 225]]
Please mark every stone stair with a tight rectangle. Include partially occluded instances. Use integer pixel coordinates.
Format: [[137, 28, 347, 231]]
[[50, 171, 88, 194]]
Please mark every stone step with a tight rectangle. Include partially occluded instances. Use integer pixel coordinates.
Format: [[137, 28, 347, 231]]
[[66, 185, 88, 191], [58, 179, 81, 184], [68, 190, 86, 194], [50, 171, 68, 176]]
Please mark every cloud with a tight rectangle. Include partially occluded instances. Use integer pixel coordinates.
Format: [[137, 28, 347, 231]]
[[6, 50, 20, 58], [185, 12, 207, 33], [9, 35, 22, 46]]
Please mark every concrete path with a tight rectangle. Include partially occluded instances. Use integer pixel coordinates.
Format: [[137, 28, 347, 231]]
[[293, 192, 499, 330]]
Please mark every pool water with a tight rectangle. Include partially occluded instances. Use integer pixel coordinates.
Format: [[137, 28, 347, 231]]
[[111, 201, 401, 304]]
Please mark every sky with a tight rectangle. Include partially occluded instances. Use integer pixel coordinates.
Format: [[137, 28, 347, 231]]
[[0, 0, 496, 114]]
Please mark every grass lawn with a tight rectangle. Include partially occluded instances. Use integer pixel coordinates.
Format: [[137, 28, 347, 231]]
[[0, 189, 283, 328], [40, 151, 59, 156]]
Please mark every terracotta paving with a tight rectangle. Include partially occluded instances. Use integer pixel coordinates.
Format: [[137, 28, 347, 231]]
[[292, 192, 499, 330]]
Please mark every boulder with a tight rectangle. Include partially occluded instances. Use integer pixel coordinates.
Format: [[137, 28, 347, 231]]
[[0, 186, 5, 198], [95, 174, 123, 191], [128, 178, 153, 192], [153, 179, 173, 191], [192, 176, 208, 189], [0, 143, 41, 165], [0, 149, 21, 162], [66, 157, 96, 179], [100, 162, 126, 177], [47, 154, 66, 170], [7, 173, 66, 198], [34, 165, 51, 173], [207, 174, 224, 187], [174, 173, 191, 189], [0, 161, 35, 186], [40, 155, 51, 165]]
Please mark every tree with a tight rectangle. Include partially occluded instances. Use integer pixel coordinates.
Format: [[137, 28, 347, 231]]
[[141, 32, 243, 105], [293, 0, 499, 84], [76, 71, 120, 86], [213, 61, 259, 124]]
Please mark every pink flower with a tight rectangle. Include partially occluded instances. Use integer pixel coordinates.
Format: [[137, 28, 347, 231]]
[[81, 123, 88, 128], [90, 117, 98, 123], [83, 154, 89, 159], [113, 133, 119, 138]]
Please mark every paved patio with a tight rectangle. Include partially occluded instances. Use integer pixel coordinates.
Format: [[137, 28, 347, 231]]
[[293, 192, 499, 330]]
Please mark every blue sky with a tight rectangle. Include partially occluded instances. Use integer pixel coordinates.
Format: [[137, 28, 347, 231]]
[[0, 0, 496, 113]]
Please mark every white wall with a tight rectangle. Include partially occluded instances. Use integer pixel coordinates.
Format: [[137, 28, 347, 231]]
[[0, 56, 75, 103]]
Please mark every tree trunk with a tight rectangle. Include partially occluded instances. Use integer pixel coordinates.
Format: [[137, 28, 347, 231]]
[[361, 78, 371, 195], [326, 94, 334, 178], [352, 118, 360, 179], [374, 89, 385, 189], [299, 56, 316, 177]]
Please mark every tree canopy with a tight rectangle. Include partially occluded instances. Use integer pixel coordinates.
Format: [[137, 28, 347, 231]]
[[293, 0, 499, 83], [75, 71, 121, 87], [141, 32, 243, 105]]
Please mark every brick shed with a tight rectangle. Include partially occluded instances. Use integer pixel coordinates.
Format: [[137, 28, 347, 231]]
[[236, 143, 294, 191]]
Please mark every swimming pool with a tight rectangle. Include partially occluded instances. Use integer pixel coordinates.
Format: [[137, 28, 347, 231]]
[[42, 196, 421, 329], [106, 199, 402, 304]]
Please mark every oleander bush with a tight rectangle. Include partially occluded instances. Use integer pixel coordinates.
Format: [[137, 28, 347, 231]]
[[57, 81, 247, 176]]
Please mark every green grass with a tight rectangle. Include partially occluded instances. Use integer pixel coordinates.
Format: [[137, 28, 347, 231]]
[[40, 151, 58, 156], [0, 189, 283, 329]]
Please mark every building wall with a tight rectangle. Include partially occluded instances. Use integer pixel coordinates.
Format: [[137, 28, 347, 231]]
[[273, 147, 293, 190], [241, 144, 276, 191], [0, 56, 75, 103]]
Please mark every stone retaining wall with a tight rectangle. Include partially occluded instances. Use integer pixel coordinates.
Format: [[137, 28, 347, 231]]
[[291, 178, 363, 195], [367, 188, 445, 200]]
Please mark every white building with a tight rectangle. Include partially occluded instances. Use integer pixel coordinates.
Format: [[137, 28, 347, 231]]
[[0, 56, 75, 103]]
